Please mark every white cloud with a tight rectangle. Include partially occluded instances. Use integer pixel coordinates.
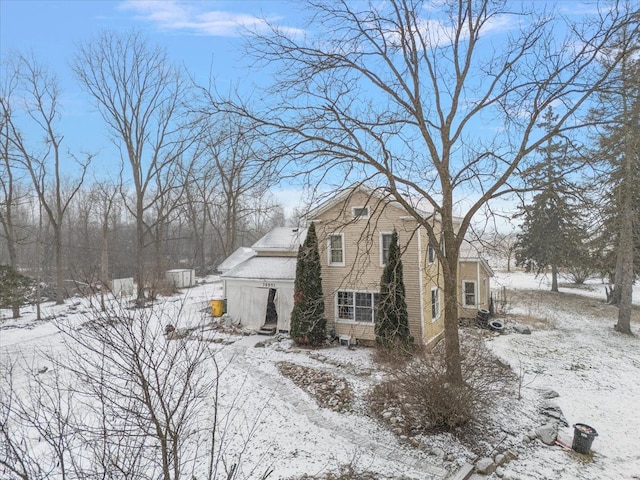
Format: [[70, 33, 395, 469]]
[[118, 0, 304, 37]]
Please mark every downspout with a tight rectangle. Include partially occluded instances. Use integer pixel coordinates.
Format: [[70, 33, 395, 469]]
[[418, 226, 425, 343], [477, 260, 481, 309]]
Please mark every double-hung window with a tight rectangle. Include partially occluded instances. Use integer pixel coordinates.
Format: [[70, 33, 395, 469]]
[[380, 232, 393, 266], [336, 290, 379, 323], [431, 287, 440, 321], [328, 233, 345, 266], [463, 281, 477, 307], [427, 242, 436, 264]]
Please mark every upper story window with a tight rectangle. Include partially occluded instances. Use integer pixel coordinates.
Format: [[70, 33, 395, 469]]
[[428, 242, 436, 264], [328, 233, 345, 266], [431, 287, 440, 321], [463, 281, 477, 307], [380, 232, 393, 266], [352, 206, 370, 219]]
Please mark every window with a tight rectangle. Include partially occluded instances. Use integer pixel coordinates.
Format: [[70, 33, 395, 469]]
[[431, 287, 440, 321], [352, 206, 369, 219], [428, 242, 436, 264], [336, 290, 379, 323], [463, 281, 476, 307], [380, 232, 393, 266], [328, 233, 345, 266]]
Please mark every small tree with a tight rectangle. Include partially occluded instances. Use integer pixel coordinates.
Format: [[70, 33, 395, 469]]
[[290, 223, 326, 345], [375, 231, 413, 351], [0, 265, 33, 319]]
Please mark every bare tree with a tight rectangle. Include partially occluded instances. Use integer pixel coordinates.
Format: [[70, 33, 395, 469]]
[[0, 299, 274, 480], [223, 0, 635, 382], [591, 12, 639, 333], [0, 61, 31, 317], [74, 30, 194, 303], [197, 111, 281, 258], [2, 53, 92, 305]]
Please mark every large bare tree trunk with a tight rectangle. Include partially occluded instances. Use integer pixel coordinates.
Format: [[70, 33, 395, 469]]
[[219, 0, 634, 382]]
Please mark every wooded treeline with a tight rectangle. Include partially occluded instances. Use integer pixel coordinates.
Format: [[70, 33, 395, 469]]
[[1, 33, 288, 307]]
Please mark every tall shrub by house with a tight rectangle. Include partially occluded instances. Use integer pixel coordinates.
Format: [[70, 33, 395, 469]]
[[375, 230, 413, 350], [290, 223, 326, 345]]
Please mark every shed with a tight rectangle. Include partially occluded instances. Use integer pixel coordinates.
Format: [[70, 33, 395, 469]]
[[165, 269, 195, 288], [222, 257, 297, 332], [111, 277, 134, 297], [220, 227, 306, 333]]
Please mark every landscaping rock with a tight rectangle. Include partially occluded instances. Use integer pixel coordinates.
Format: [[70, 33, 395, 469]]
[[539, 400, 568, 426], [540, 388, 560, 399], [475, 457, 496, 475], [513, 324, 532, 334], [504, 449, 518, 462], [429, 447, 445, 459], [495, 466, 505, 478], [494, 453, 506, 466], [536, 423, 558, 446]]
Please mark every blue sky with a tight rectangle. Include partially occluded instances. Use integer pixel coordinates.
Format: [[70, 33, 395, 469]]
[[0, 0, 607, 224], [0, 0, 303, 177]]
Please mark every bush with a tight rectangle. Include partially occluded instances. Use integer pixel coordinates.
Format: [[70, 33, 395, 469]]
[[369, 334, 515, 432]]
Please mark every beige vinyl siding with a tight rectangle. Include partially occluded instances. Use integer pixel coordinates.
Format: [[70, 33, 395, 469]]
[[312, 190, 423, 344], [458, 260, 492, 318]]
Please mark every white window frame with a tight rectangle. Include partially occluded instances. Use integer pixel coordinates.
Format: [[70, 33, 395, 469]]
[[463, 280, 477, 307], [431, 287, 440, 321], [352, 206, 370, 220], [379, 232, 393, 267], [335, 290, 379, 324], [327, 233, 345, 266]]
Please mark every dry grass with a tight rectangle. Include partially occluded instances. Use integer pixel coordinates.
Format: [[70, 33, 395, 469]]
[[497, 288, 640, 328], [369, 333, 516, 433]]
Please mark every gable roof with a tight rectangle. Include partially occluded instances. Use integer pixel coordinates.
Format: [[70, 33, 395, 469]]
[[306, 183, 431, 220], [221, 256, 297, 280], [217, 247, 256, 273], [251, 227, 307, 253], [303, 183, 468, 226]]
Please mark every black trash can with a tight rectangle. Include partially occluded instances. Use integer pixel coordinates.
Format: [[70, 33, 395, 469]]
[[572, 423, 598, 454], [476, 309, 490, 328]]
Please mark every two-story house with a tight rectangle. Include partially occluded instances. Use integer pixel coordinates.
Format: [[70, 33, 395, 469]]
[[220, 185, 493, 346]]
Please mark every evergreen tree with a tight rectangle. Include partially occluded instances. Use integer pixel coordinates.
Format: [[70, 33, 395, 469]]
[[515, 108, 589, 292], [375, 230, 413, 350], [0, 265, 33, 318], [290, 223, 326, 345]]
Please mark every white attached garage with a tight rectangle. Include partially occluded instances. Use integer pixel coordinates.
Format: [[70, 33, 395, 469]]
[[221, 256, 297, 333]]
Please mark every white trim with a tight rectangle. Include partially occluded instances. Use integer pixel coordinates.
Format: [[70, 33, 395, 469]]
[[431, 286, 440, 322], [418, 228, 425, 337], [327, 233, 345, 266], [351, 206, 370, 220], [462, 280, 477, 308], [379, 231, 393, 267]]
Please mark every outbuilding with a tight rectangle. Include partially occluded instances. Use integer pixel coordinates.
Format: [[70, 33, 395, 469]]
[[220, 228, 306, 333]]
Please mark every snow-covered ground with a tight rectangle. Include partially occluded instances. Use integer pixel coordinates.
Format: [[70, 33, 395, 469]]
[[1, 271, 639, 479], [487, 270, 640, 480]]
